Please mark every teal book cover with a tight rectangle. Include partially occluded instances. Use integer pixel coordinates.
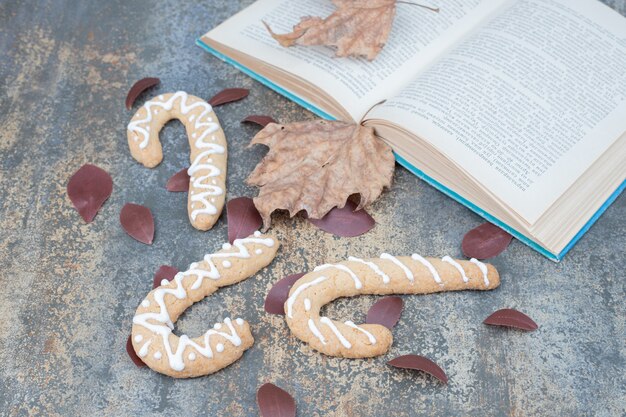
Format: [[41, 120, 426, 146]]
[[196, 38, 625, 262]]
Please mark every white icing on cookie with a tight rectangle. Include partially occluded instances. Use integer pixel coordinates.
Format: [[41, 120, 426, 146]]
[[442, 256, 468, 283], [381, 253, 414, 282], [308, 319, 327, 344], [348, 256, 390, 284], [314, 264, 362, 289], [470, 258, 490, 286], [411, 254, 441, 284], [286, 276, 329, 318], [345, 320, 376, 345], [127, 91, 225, 224], [320, 317, 352, 349], [138, 340, 152, 358], [182, 235, 275, 290]]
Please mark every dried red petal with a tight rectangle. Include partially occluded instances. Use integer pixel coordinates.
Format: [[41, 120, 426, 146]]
[[166, 168, 190, 192], [125, 77, 160, 110], [366, 296, 403, 329], [462, 222, 513, 259], [387, 354, 448, 384], [120, 203, 154, 245], [257, 383, 296, 417], [483, 308, 538, 331], [208, 88, 249, 107], [153, 265, 179, 289], [242, 115, 277, 128], [67, 164, 113, 223], [227, 197, 263, 244], [264, 273, 306, 315], [126, 334, 146, 367], [307, 200, 375, 237]]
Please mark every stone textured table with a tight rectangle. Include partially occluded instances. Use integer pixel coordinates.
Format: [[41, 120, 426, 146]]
[[1, 1, 624, 416]]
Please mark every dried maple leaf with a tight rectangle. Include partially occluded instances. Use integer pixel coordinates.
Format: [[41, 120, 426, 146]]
[[264, 1, 438, 60], [247, 120, 395, 229], [265, 0, 395, 61]]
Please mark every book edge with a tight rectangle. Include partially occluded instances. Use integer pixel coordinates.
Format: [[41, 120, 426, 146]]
[[196, 36, 625, 262]]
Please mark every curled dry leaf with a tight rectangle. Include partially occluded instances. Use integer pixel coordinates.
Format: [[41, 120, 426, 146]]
[[264, 273, 306, 315], [462, 222, 513, 259], [257, 382, 296, 417], [387, 354, 448, 384], [153, 265, 179, 289], [67, 164, 113, 223], [165, 167, 190, 192], [125, 77, 160, 109], [208, 88, 249, 107], [120, 203, 155, 245], [264, 0, 396, 60], [247, 120, 394, 229], [126, 334, 146, 367], [484, 308, 538, 331], [366, 296, 403, 329], [242, 115, 277, 128], [307, 199, 375, 237], [227, 197, 263, 244]]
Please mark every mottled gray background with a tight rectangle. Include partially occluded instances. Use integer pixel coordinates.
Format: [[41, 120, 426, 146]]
[[0, 1, 624, 416]]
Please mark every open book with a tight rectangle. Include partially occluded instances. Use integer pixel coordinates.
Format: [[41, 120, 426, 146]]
[[198, 0, 626, 261]]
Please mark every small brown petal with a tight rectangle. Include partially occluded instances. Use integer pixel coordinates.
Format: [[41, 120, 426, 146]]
[[242, 115, 277, 128], [67, 164, 113, 223], [227, 197, 263, 244], [257, 383, 296, 417], [366, 296, 403, 329], [462, 222, 513, 259], [483, 308, 538, 331], [307, 200, 375, 237], [387, 354, 448, 384], [126, 334, 146, 367], [153, 265, 179, 289], [208, 88, 249, 107], [120, 203, 155, 245], [125, 77, 160, 110], [166, 168, 190, 192], [264, 273, 306, 315]]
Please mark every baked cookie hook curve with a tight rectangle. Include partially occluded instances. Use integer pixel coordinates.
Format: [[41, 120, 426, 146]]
[[285, 255, 500, 358], [127, 91, 227, 230], [131, 232, 279, 378]]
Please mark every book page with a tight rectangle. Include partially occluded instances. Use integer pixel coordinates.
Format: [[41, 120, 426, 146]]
[[370, 0, 626, 224], [206, 0, 506, 121]]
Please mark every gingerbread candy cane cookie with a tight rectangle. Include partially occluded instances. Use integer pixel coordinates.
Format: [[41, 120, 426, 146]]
[[131, 232, 279, 378], [285, 255, 499, 358], [127, 91, 226, 231]]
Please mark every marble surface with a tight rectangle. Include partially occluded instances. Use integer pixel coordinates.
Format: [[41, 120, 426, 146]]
[[0, 1, 624, 416]]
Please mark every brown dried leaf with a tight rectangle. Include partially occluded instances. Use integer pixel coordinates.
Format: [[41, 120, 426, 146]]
[[257, 383, 296, 417], [242, 115, 277, 128], [483, 308, 538, 331], [462, 222, 513, 259], [208, 88, 249, 107], [366, 296, 403, 329], [247, 120, 394, 229], [264, 0, 397, 60], [387, 354, 448, 384], [307, 199, 375, 237], [125, 77, 160, 110]]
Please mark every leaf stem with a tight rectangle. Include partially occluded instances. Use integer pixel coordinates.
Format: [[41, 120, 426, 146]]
[[396, 1, 440, 12]]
